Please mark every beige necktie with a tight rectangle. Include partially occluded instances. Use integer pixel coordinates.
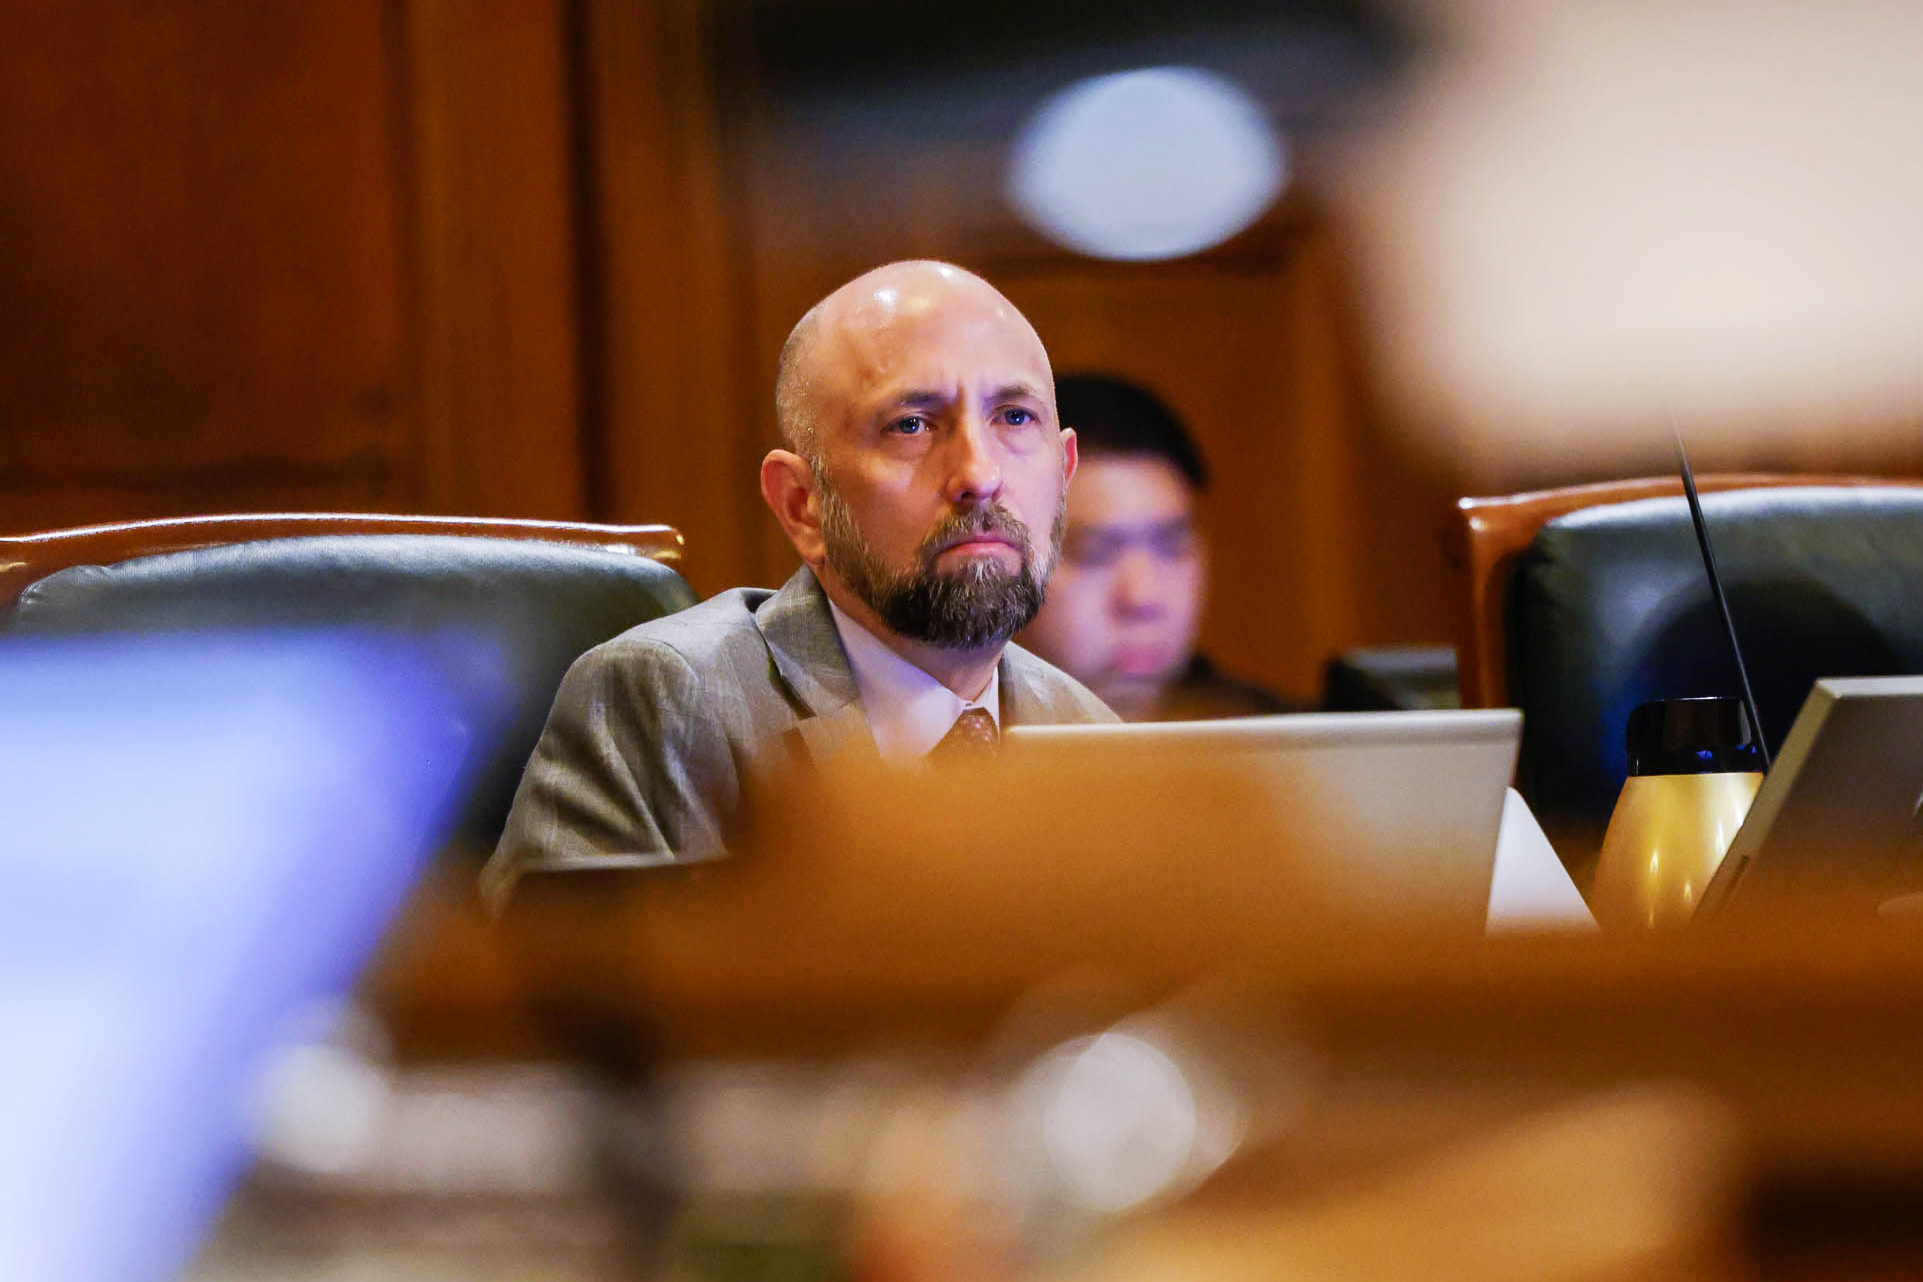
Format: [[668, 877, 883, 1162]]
[[930, 707, 999, 763]]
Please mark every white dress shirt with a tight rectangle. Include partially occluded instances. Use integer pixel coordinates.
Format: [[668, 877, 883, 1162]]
[[826, 599, 1001, 766]]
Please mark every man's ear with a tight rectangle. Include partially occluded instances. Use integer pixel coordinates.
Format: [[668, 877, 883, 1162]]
[[760, 449, 826, 566], [1061, 426, 1079, 485]]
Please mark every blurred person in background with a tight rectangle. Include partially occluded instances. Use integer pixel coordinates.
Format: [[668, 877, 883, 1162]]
[[1020, 374, 1299, 721], [485, 262, 1113, 906]]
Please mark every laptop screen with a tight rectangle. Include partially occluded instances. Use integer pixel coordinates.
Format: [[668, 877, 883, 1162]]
[[1005, 710, 1522, 930]]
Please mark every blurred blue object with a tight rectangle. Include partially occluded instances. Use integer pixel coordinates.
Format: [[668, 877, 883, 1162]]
[[0, 632, 472, 1282]]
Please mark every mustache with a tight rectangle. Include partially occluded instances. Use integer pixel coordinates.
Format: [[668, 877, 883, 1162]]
[[918, 504, 1034, 562]]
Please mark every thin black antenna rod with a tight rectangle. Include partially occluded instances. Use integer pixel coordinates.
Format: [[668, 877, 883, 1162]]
[[1672, 426, 1771, 769]]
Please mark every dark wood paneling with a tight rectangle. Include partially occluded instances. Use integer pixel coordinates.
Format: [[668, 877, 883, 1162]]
[[0, 0, 416, 525], [571, 0, 756, 595], [400, 0, 584, 520], [0, 0, 590, 535]]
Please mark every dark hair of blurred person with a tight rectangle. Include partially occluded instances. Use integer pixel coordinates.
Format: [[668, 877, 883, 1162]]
[[1018, 373, 1299, 721]]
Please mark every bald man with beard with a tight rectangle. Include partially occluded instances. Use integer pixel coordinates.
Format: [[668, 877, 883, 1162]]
[[484, 261, 1114, 903]]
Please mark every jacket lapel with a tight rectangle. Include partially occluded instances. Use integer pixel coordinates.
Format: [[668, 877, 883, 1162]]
[[998, 641, 1081, 727], [998, 645, 1040, 727], [755, 566, 874, 763]]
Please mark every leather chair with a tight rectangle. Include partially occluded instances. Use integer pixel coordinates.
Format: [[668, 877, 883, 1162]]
[[1, 514, 697, 863], [1449, 477, 1923, 857]]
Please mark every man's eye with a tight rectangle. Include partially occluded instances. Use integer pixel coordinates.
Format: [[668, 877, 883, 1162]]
[[1065, 535, 1123, 568], [889, 415, 927, 436], [1152, 530, 1198, 560], [1003, 407, 1036, 426]]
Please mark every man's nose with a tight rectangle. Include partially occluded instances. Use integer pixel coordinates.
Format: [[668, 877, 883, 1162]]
[[1113, 549, 1166, 616], [941, 415, 1004, 506]]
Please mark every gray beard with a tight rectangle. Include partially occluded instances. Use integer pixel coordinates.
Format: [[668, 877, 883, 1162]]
[[815, 473, 1064, 651]]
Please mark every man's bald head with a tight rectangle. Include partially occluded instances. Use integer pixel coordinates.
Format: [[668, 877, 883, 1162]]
[[759, 258, 1074, 668], [773, 304, 827, 462], [773, 260, 1049, 465]]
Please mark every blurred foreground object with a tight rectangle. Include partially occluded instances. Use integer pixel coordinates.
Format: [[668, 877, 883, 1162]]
[[1338, 0, 1923, 472], [335, 749, 1923, 1278], [473, 872, 1923, 1278], [1033, 1086, 1744, 1282], [0, 633, 469, 1282]]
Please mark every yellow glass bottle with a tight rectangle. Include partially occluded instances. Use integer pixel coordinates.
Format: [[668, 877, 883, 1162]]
[[1590, 697, 1765, 931]]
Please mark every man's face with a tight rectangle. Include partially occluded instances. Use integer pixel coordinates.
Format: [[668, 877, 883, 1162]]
[[804, 276, 1075, 650], [814, 463, 1065, 650], [1019, 453, 1205, 714]]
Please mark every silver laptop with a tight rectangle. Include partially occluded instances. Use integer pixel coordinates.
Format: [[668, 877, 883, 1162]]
[[1005, 710, 1522, 931], [1697, 676, 1923, 918]]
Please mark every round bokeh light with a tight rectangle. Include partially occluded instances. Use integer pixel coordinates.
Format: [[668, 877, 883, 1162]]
[[1008, 66, 1287, 262]]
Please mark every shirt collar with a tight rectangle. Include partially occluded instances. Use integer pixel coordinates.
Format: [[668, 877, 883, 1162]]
[[826, 597, 1001, 766]]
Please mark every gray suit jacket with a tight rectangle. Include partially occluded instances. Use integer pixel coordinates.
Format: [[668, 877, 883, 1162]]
[[483, 565, 1115, 904]]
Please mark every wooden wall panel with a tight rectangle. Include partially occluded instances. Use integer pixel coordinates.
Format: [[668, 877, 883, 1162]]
[[401, 0, 584, 520], [570, 0, 756, 594], [0, 0, 416, 527], [0, 0, 590, 536]]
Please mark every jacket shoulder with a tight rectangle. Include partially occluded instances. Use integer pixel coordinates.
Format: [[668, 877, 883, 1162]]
[[587, 585, 774, 665], [1001, 642, 1120, 724]]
